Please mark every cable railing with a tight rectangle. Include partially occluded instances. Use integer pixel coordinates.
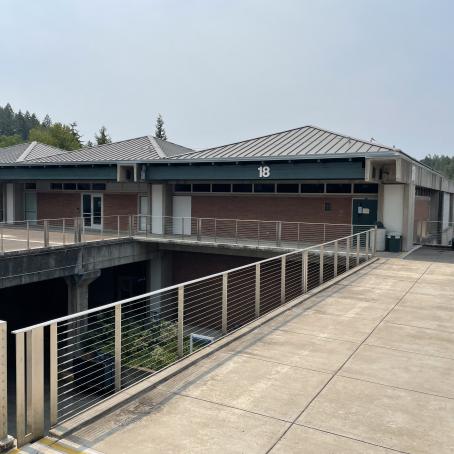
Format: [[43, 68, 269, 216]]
[[414, 220, 454, 247], [0, 214, 373, 253], [11, 227, 376, 446]]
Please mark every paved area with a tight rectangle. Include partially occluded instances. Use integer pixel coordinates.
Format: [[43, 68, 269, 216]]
[[21, 255, 454, 454]]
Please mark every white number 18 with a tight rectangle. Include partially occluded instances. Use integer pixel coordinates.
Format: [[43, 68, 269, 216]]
[[258, 166, 270, 178]]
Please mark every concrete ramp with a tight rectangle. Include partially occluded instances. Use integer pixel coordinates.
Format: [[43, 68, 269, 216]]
[[22, 256, 454, 454]]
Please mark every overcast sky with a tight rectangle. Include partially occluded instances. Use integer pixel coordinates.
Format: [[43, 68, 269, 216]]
[[1, 0, 453, 158]]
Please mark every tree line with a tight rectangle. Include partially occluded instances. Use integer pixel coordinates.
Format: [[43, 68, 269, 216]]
[[0, 103, 167, 151], [420, 155, 454, 180]]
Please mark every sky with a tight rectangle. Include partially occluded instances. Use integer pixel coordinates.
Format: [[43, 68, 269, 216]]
[[1, 0, 453, 159]]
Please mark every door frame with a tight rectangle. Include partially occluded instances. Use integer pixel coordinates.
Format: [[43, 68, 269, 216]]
[[81, 193, 103, 230], [351, 197, 378, 231]]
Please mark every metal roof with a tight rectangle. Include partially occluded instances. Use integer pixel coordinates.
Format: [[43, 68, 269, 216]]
[[29, 136, 194, 164], [172, 125, 400, 161], [0, 142, 66, 164]]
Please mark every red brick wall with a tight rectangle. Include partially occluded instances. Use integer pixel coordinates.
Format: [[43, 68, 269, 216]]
[[192, 195, 352, 224], [103, 193, 139, 230], [415, 196, 430, 223], [37, 193, 81, 219]]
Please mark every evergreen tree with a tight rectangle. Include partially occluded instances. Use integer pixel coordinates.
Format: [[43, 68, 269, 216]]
[[85, 140, 94, 148], [69, 121, 82, 143], [95, 126, 112, 145], [421, 155, 454, 179], [29, 123, 81, 150], [15, 110, 27, 140], [0, 103, 16, 136], [155, 114, 167, 140], [0, 135, 23, 148], [42, 114, 52, 128]]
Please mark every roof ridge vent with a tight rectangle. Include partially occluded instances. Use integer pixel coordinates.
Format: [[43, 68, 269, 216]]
[[17, 141, 37, 162], [148, 136, 166, 158]]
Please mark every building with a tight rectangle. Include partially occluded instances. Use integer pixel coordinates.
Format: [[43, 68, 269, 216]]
[[1, 125, 453, 251]]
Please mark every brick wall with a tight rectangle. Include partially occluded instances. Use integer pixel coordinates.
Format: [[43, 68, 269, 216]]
[[192, 195, 352, 224], [37, 193, 81, 219], [103, 193, 139, 230]]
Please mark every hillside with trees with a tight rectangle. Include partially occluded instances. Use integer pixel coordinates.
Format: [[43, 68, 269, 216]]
[[420, 155, 454, 180]]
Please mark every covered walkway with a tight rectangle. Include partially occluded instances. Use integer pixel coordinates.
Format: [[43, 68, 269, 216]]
[[21, 254, 454, 454]]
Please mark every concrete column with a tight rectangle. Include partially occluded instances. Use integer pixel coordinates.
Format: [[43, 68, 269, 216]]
[[5, 184, 14, 223], [146, 252, 173, 319], [402, 183, 416, 251], [151, 184, 172, 234], [65, 270, 101, 314], [441, 192, 451, 245]]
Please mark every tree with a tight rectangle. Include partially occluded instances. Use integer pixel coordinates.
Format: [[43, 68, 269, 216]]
[[42, 114, 52, 128], [421, 155, 454, 180], [0, 103, 16, 136], [69, 121, 82, 143], [85, 140, 94, 148], [95, 126, 112, 145], [155, 114, 167, 140], [29, 123, 81, 150], [0, 134, 23, 148]]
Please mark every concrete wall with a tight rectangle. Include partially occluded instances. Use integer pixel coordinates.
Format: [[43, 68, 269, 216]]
[[383, 185, 404, 234], [191, 195, 353, 224]]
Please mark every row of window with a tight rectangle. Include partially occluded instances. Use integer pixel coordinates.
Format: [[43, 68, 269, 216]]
[[174, 183, 378, 195], [50, 183, 107, 191]]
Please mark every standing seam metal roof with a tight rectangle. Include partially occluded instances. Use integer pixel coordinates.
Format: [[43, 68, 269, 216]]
[[0, 142, 67, 164], [172, 125, 398, 161]]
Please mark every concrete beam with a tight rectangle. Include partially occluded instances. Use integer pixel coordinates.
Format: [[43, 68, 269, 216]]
[[65, 270, 101, 314]]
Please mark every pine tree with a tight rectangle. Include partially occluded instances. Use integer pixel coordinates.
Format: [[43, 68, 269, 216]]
[[69, 122, 82, 143], [155, 114, 167, 140], [95, 126, 112, 145], [42, 114, 52, 128]]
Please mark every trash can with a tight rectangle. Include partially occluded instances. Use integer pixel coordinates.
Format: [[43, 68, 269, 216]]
[[386, 232, 402, 252]]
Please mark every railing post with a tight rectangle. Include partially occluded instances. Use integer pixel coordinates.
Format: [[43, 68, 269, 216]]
[[356, 233, 360, 266], [0, 223, 3, 254], [115, 305, 122, 392], [15, 332, 26, 446], [181, 217, 184, 239], [128, 215, 132, 237], [365, 231, 370, 260], [117, 215, 120, 238], [26, 327, 44, 441], [214, 219, 217, 242], [50, 322, 58, 426], [178, 286, 184, 357], [277, 221, 282, 247], [323, 223, 326, 242], [346, 237, 350, 271], [334, 240, 338, 277], [222, 273, 228, 334], [197, 218, 202, 241], [255, 263, 260, 317], [26, 220, 30, 250], [74, 217, 81, 244], [373, 226, 377, 256], [43, 219, 49, 247], [302, 251, 308, 293], [235, 219, 238, 244], [257, 222, 260, 246], [0, 321, 12, 448], [62, 218, 66, 246], [319, 244, 324, 284], [281, 256, 286, 304]]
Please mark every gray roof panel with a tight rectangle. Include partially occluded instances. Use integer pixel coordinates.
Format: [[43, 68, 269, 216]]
[[172, 125, 400, 162], [0, 142, 66, 164]]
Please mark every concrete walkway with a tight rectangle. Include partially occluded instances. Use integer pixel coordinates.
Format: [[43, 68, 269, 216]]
[[23, 255, 454, 454]]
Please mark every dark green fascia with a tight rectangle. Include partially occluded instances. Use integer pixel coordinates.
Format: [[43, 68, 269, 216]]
[[146, 159, 365, 181], [0, 165, 117, 180]]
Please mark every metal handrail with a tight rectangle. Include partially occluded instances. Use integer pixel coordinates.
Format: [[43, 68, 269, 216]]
[[12, 227, 376, 446]]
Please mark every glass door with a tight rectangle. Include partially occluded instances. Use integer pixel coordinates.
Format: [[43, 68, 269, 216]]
[[139, 195, 148, 231], [24, 192, 38, 223], [82, 193, 103, 229]]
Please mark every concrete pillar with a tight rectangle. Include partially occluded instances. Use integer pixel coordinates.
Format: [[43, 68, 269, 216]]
[[4, 183, 24, 223], [151, 184, 172, 234], [65, 270, 101, 314], [5, 184, 14, 223], [146, 252, 173, 319], [402, 183, 416, 251], [441, 192, 451, 245]]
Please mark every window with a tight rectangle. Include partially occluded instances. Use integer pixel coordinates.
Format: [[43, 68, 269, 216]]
[[353, 183, 378, 194], [324, 202, 332, 211], [92, 183, 106, 191], [63, 183, 77, 190], [77, 183, 91, 191], [192, 184, 211, 192], [174, 184, 191, 192], [277, 184, 299, 193], [254, 183, 275, 193], [212, 184, 231, 193], [232, 183, 253, 193], [51, 183, 63, 190], [25, 183, 36, 190], [301, 183, 324, 193], [326, 183, 351, 193]]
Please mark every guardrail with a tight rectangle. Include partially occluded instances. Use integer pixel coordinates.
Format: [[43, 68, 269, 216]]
[[414, 220, 454, 247], [0, 215, 373, 253], [0, 321, 13, 451], [11, 227, 376, 446]]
